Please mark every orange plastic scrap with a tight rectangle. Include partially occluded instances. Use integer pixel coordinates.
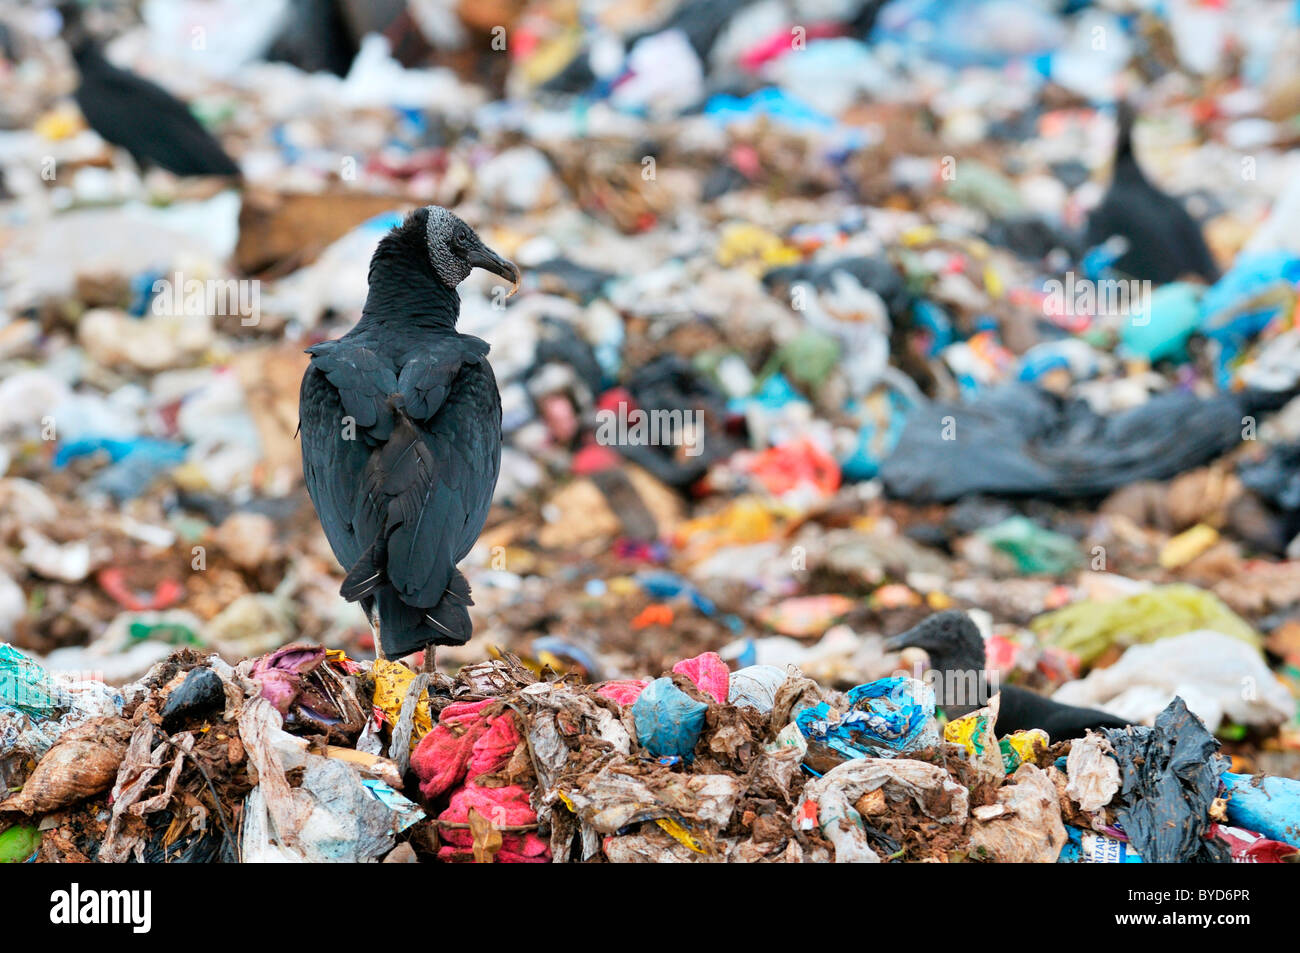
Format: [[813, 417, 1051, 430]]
[[871, 583, 921, 609], [97, 567, 183, 611], [759, 594, 855, 637], [632, 603, 674, 630], [672, 495, 796, 560], [746, 438, 841, 498]]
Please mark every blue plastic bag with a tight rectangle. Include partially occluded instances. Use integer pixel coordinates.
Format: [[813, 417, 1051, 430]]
[[632, 678, 708, 762], [796, 677, 938, 760], [1222, 772, 1300, 848]]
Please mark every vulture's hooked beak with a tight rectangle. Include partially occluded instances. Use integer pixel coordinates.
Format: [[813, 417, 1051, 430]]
[[883, 630, 917, 653], [467, 241, 521, 297]]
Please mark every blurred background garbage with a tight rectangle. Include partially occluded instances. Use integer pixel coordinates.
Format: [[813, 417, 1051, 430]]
[[3, 0, 1300, 862]]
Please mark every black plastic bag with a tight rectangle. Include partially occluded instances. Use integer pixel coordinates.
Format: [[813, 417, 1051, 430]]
[[1103, 697, 1230, 864], [880, 383, 1248, 501]]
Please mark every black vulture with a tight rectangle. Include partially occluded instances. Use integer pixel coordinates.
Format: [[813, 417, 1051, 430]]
[[885, 610, 1132, 739], [1085, 101, 1218, 284], [58, 3, 239, 177], [299, 206, 517, 666]]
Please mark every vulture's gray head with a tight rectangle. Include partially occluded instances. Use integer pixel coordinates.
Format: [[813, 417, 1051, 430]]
[[423, 206, 519, 293]]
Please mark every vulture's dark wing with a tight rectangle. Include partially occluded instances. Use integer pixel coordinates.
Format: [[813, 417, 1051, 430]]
[[76, 60, 239, 176], [303, 336, 500, 612], [298, 342, 397, 571]]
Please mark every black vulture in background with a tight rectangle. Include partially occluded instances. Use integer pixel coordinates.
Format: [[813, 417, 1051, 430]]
[[885, 610, 1132, 740], [299, 207, 519, 668], [1085, 100, 1219, 284], [266, 0, 360, 78], [57, 3, 240, 177]]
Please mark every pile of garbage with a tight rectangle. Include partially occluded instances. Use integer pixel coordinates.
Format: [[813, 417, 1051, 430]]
[[3, 639, 1297, 863], [4, 0, 1300, 860]]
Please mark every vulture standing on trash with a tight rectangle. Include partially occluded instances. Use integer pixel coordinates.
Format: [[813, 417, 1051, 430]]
[[1084, 100, 1218, 284], [299, 206, 517, 667], [58, 4, 240, 177], [885, 610, 1131, 740]]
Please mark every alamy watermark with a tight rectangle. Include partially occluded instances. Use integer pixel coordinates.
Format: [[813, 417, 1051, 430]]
[[151, 273, 261, 326], [49, 884, 151, 933], [1044, 273, 1152, 323], [594, 402, 704, 457]]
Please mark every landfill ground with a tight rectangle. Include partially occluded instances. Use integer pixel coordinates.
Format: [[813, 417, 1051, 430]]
[[1, 0, 1300, 868]]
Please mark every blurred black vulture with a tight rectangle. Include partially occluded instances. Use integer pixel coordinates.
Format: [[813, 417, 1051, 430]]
[[1085, 101, 1218, 284], [58, 3, 239, 177]]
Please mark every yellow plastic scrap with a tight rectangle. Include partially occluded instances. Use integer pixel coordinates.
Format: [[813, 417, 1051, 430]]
[[716, 223, 801, 272], [1030, 583, 1260, 666], [519, 30, 585, 86], [372, 659, 432, 745], [34, 106, 85, 140], [1159, 523, 1220, 569], [606, 575, 639, 596], [983, 265, 1004, 299], [901, 225, 938, 246], [656, 818, 708, 853], [944, 712, 994, 756], [944, 709, 1004, 779], [674, 496, 795, 559], [1002, 728, 1050, 765], [926, 591, 954, 610]]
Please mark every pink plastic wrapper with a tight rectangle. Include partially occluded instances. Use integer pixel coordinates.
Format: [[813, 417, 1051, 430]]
[[672, 652, 729, 703], [595, 679, 650, 707], [437, 782, 550, 863], [250, 644, 327, 714]]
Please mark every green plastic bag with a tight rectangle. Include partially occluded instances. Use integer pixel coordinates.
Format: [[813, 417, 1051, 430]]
[[0, 825, 40, 863], [1030, 584, 1260, 666], [0, 643, 62, 717]]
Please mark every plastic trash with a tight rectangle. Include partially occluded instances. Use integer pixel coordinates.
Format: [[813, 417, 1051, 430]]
[[1052, 629, 1295, 730], [159, 667, 226, 730], [1058, 826, 1143, 863], [1121, 282, 1203, 363], [977, 516, 1081, 575], [560, 763, 742, 836], [632, 678, 709, 762], [797, 677, 939, 768], [0, 825, 40, 863], [0, 642, 63, 717], [371, 658, 433, 746], [727, 665, 787, 713], [1221, 773, 1300, 848], [1031, 584, 1261, 666], [797, 757, 969, 863], [671, 652, 729, 704], [594, 679, 649, 707], [1209, 823, 1299, 862], [1064, 733, 1120, 813], [236, 697, 423, 863], [1103, 697, 1229, 863], [943, 704, 1004, 781], [968, 763, 1066, 863], [881, 384, 1254, 502]]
